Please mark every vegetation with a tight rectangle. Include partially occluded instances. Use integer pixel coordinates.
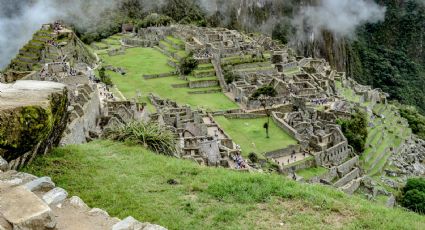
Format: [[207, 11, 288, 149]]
[[399, 106, 425, 140], [400, 178, 425, 215], [138, 13, 173, 28], [179, 53, 198, 75], [98, 67, 113, 86], [337, 109, 368, 153], [23, 141, 425, 229], [214, 116, 297, 158], [103, 121, 176, 156]]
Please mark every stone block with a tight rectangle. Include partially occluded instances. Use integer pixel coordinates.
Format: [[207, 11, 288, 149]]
[[0, 186, 56, 229], [42, 187, 68, 205], [24, 177, 55, 192]]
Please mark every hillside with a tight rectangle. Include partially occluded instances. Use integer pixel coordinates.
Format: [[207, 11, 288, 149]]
[[23, 140, 425, 230]]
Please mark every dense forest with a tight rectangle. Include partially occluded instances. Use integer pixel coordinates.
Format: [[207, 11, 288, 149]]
[[73, 0, 425, 115]]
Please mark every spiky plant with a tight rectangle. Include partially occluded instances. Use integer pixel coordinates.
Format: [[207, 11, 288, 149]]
[[103, 121, 177, 156]]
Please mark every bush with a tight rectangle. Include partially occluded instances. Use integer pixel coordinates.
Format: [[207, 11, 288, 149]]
[[98, 67, 113, 86], [223, 69, 239, 84], [103, 121, 177, 156], [401, 178, 425, 214], [248, 152, 258, 163], [337, 108, 368, 153], [179, 53, 198, 75], [138, 13, 173, 28], [399, 106, 425, 140]]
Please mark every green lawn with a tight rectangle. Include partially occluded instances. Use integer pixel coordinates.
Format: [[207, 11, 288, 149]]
[[23, 141, 425, 230], [100, 47, 238, 111], [214, 116, 297, 157]]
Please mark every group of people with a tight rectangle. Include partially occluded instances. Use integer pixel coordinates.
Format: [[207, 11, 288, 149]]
[[232, 152, 246, 169], [311, 98, 328, 105]]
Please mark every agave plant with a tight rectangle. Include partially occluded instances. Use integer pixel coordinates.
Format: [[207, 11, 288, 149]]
[[104, 121, 177, 156]]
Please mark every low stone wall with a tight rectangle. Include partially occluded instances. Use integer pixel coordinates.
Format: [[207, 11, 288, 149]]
[[334, 167, 360, 187], [171, 83, 189, 88], [280, 157, 316, 174], [189, 80, 218, 88], [223, 113, 267, 119], [188, 89, 222, 94], [143, 71, 177, 79]]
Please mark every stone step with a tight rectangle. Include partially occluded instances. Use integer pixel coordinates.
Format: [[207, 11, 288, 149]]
[[0, 186, 56, 229]]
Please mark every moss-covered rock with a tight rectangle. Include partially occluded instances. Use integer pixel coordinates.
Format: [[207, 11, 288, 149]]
[[0, 80, 68, 165]]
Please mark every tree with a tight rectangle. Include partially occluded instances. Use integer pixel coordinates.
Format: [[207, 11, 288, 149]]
[[337, 108, 368, 153], [98, 67, 113, 86], [401, 178, 425, 214], [250, 86, 277, 138], [179, 53, 198, 75]]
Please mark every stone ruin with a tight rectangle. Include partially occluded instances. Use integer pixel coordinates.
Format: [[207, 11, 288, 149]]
[[149, 94, 247, 169]]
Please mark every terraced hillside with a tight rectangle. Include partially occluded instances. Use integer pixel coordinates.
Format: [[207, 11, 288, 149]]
[[335, 81, 412, 181], [6, 27, 95, 72], [95, 35, 238, 111]]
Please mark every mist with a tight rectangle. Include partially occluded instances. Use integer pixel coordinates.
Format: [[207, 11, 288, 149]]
[[0, 0, 118, 70], [293, 0, 386, 42]]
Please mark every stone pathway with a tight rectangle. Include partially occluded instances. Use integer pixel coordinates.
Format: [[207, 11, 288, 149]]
[[0, 170, 167, 230], [274, 153, 311, 166]]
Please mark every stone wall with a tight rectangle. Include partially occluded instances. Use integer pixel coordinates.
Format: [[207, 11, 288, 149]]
[[333, 167, 360, 187], [60, 84, 101, 145], [271, 112, 302, 142], [189, 80, 219, 88]]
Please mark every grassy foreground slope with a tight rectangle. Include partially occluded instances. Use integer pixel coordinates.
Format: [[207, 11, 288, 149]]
[[24, 141, 425, 230]]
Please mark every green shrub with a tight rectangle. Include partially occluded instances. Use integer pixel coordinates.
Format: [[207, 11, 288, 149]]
[[248, 152, 258, 163], [404, 178, 425, 194], [337, 108, 368, 153], [401, 178, 425, 214], [399, 106, 425, 140], [179, 53, 198, 75], [98, 67, 113, 86], [103, 121, 177, 156]]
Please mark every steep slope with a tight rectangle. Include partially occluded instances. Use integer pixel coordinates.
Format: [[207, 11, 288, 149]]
[[24, 140, 425, 230]]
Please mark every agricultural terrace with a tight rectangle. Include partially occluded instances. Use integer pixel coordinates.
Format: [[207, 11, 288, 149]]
[[97, 36, 238, 112]]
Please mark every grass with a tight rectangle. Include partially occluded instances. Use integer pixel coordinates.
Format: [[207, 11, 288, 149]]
[[23, 140, 425, 230], [100, 47, 238, 112], [297, 167, 329, 180], [213, 116, 297, 157]]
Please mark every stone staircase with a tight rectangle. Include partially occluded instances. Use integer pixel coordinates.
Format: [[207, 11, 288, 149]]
[[0, 170, 166, 230]]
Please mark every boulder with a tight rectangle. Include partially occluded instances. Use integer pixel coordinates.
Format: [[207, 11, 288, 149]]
[[69, 196, 89, 210], [0, 186, 56, 229], [0, 157, 7, 172], [142, 223, 168, 230], [88, 208, 110, 218], [386, 195, 396, 208], [24, 177, 55, 192], [112, 216, 143, 230], [42, 187, 68, 205]]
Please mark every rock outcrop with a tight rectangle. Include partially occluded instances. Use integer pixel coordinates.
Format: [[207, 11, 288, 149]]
[[0, 80, 68, 169]]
